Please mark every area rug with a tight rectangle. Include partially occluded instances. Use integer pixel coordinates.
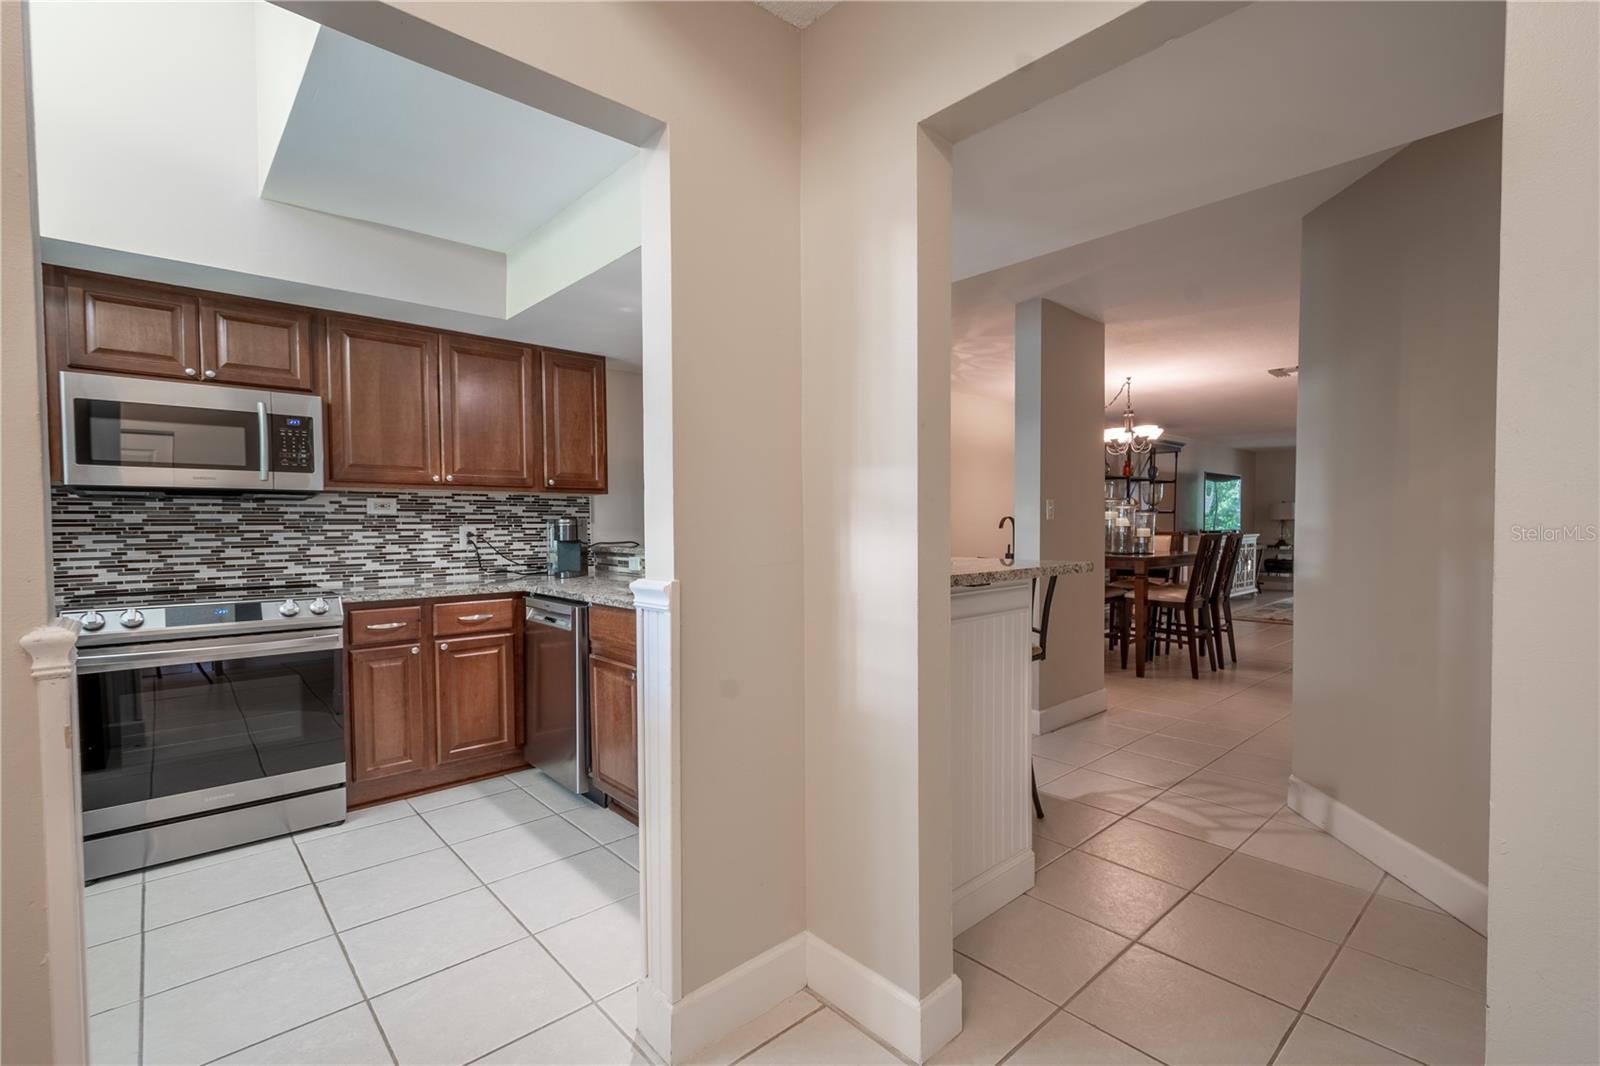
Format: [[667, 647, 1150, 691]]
[[1234, 595, 1294, 624]]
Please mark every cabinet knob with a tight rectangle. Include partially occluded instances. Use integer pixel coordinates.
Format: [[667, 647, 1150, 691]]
[[411, 646, 419, 654], [432, 475, 441, 483], [546, 479, 555, 487], [629, 671, 636, 682], [203, 369, 217, 379], [445, 474, 454, 482], [184, 367, 197, 377], [439, 642, 449, 651]]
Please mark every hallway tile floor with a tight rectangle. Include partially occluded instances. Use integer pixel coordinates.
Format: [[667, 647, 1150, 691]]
[[86, 621, 1486, 1065]]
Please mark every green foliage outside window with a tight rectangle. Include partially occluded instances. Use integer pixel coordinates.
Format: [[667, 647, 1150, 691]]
[[1203, 474, 1242, 531]]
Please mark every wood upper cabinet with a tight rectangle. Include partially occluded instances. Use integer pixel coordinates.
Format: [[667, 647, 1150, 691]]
[[324, 316, 442, 486], [199, 296, 315, 391], [60, 270, 201, 380], [348, 642, 429, 781], [587, 605, 637, 809], [540, 349, 608, 493], [440, 335, 540, 488], [434, 632, 519, 765]]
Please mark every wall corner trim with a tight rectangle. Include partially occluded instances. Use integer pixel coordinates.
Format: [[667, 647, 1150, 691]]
[[639, 932, 808, 1064], [1288, 775, 1488, 934], [1032, 687, 1107, 735], [805, 934, 963, 1063]]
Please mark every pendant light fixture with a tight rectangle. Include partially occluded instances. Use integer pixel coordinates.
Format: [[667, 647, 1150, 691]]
[[1103, 377, 1164, 456]]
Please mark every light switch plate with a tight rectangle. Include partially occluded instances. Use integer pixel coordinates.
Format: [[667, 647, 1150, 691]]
[[1045, 498, 1056, 520], [365, 497, 398, 517]]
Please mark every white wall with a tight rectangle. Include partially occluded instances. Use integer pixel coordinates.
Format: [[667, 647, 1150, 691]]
[[1487, 4, 1599, 1060], [1294, 118, 1501, 889], [1249, 446, 1296, 543], [950, 390, 1013, 558], [28, 1, 506, 317], [591, 366, 645, 549]]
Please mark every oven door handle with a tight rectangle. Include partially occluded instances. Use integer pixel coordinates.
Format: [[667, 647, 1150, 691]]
[[76, 630, 343, 674]]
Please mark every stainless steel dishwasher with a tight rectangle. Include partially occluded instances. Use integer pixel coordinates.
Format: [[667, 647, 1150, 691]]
[[524, 596, 591, 796]]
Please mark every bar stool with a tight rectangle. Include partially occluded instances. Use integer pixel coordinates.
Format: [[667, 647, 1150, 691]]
[[1030, 575, 1059, 820]]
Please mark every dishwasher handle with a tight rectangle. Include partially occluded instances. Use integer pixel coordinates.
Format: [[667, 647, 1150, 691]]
[[526, 609, 573, 631]]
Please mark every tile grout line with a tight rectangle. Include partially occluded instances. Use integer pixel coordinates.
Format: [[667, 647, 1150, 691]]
[[1266, 878, 1385, 1065], [723, 999, 829, 1065]]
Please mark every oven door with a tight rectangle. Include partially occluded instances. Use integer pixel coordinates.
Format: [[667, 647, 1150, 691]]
[[76, 630, 345, 836], [61, 370, 274, 490]]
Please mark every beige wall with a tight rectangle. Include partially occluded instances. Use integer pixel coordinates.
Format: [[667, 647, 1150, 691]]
[[1487, 3, 1598, 1060], [1294, 117, 1501, 884], [1173, 436, 1255, 533], [1013, 299, 1104, 713], [950, 390, 1013, 559], [591, 365, 645, 549], [1, 1, 58, 1060], [1249, 446, 1296, 543]]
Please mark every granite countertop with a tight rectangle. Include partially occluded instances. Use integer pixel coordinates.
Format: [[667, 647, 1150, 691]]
[[337, 571, 640, 610], [950, 557, 1095, 588]]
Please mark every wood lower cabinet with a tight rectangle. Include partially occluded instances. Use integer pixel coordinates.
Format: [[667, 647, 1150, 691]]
[[60, 269, 201, 380], [541, 348, 608, 492], [587, 605, 637, 810], [346, 595, 525, 806], [434, 633, 519, 764], [348, 642, 429, 781], [324, 315, 442, 486]]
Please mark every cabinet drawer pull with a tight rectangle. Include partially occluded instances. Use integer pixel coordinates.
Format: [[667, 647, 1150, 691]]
[[365, 621, 406, 631], [457, 613, 495, 623]]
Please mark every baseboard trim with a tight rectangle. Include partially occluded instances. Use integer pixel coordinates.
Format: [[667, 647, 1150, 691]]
[[1032, 687, 1107, 735], [638, 932, 807, 1063], [953, 848, 1034, 936], [1288, 776, 1488, 935], [805, 934, 963, 1063]]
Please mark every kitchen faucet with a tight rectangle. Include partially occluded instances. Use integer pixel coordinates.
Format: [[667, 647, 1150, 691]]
[[998, 515, 1015, 566]]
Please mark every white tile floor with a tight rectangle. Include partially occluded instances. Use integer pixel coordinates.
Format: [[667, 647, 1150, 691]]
[[85, 770, 645, 1066], [87, 621, 1487, 1066]]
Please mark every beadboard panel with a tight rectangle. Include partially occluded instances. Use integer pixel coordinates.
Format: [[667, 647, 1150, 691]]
[[950, 584, 1034, 919]]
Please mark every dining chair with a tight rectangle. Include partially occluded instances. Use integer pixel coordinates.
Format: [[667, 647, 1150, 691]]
[[1206, 532, 1244, 666], [1105, 586, 1131, 669], [1144, 533, 1223, 679]]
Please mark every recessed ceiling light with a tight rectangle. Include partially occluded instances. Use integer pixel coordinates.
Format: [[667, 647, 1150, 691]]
[[1267, 365, 1299, 378]]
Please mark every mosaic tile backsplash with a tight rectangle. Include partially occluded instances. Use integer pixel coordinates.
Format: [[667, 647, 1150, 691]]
[[50, 487, 598, 609]]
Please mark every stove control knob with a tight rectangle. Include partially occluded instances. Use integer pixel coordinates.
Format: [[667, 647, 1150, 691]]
[[80, 610, 106, 632], [278, 599, 301, 617], [119, 609, 145, 629], [307, 597, 330, 616]]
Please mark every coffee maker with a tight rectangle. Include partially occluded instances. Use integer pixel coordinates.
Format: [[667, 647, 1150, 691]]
[[546, 518, 584, 577]]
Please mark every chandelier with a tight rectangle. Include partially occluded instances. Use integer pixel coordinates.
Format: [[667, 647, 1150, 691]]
[[1103, 377, 1164, 455]]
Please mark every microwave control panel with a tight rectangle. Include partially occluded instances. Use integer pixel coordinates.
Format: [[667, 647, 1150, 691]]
[[270, 414, 316, 472]]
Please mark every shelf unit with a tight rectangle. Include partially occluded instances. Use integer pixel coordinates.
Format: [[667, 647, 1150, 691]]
[[1105, 441, 1183, 534]]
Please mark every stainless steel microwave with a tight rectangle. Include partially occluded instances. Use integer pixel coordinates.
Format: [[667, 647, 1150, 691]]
[[60, 371, 324, 491]]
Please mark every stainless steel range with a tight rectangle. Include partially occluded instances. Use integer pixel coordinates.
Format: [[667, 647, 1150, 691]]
[[63, 591, 346, 880]]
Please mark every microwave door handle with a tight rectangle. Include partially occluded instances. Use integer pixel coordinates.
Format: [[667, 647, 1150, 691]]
[[257, 401, 270, 481]]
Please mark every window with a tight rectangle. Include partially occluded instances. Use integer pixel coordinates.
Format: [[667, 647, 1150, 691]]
[[1203, 473, 1242, 531]]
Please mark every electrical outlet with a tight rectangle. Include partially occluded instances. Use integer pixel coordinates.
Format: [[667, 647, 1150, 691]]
[[457, 525, 477, 551], [625, 555, 645, 572], [1045, 498, 1056, 520], [365, 497, 398, 517]]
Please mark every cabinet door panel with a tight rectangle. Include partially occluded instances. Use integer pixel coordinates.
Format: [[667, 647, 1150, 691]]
[[540, 349, 607, 492], [325, 316, 441, 485], [589, 654, 637, 807], [63, 271, 200, 379], [435, 633, 518, 765], [200, 297, 314, 391], [440, 336, 539, 487], [349, 643, 429, 781]]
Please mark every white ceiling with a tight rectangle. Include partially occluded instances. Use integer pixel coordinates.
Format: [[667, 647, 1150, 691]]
[[262, 25, 638, 253], [952, 155, 1396, 448], [949, 1, 1506, 445], [953, 2, 1505, 281]]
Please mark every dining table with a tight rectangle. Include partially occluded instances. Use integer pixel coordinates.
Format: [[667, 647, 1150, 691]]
[[1106, 549, 1198, 677]]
